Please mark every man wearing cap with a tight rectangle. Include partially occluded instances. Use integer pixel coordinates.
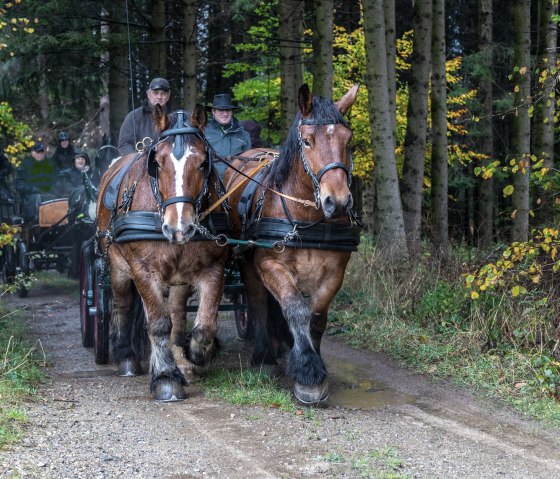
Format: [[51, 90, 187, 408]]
[[51, 131, 76, 172], [205, 93, 252, 179], [52, 149, 96, 198], [15, 142, 56, 222], [118, 77, 172, 156]]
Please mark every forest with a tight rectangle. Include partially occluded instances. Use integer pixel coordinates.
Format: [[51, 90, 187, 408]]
[[2, 0, 560, 419]]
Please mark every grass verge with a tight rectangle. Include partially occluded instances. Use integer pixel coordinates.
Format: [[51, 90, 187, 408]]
[[0, 293, 45, 448]]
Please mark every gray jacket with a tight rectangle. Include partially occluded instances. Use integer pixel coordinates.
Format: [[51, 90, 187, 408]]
[[205, 118, 251, 178], [118, 100, 169, 156]]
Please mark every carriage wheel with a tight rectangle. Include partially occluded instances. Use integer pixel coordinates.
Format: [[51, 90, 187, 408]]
[[1, 244, 16, 284], [233, 291, 253, 340], [16, 241, 29, 298], [93, 258, 110, 364], [79, 243, 94, 347]]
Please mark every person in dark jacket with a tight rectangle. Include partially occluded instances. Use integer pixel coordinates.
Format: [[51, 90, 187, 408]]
[[240, 119, 262, 148], [51, 131, 76, 172], [52, 150, 96, 198], [118, 77, 172, 156], [15, 142, 56, 222], [205, 93, 252, 179]]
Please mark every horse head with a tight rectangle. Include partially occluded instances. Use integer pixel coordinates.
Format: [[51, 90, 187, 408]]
[[150, 104, 208, 244], [297, 83, 358, 219]]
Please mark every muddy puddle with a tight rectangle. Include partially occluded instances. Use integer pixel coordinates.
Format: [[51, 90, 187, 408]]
[[324, 354, 417, 409]]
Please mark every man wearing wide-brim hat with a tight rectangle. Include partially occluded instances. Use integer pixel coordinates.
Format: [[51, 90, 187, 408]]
[[205, 93, 252, 179]]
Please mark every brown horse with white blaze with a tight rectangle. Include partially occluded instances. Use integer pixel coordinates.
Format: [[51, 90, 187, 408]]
[[224, 84, 360, 404], [96, 105, 228, 401]]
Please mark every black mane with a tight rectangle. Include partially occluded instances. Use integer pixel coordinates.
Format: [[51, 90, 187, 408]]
[[265, 95, 348, 189]]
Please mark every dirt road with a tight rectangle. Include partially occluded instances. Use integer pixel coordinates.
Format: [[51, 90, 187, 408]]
[[2, 277, 560, 478]]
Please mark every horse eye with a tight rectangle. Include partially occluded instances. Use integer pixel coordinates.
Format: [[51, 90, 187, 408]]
[[302, 138, 311, 147]]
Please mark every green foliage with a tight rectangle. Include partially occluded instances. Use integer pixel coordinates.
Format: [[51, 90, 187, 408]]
[[0, 102, 32, 166], [0, 303, 45, 448], [531, 355, 560, 399]]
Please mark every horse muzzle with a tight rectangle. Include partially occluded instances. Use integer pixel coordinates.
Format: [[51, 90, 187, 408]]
[[162, 219, 197, 244], [321, 191, 353, 219]]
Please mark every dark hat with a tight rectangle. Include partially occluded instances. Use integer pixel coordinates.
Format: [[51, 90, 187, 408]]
[[206, 93, 240, 111], [57, 131, 69, 142], [31, 142, 45, 152], [148, 77, 170, 92], [73, 149, 90, 164]]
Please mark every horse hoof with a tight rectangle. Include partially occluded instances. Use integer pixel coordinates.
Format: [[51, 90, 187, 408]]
[[153, 381, 187, 402], [294, 380, 330, 406], [117, 358, 144, 377]]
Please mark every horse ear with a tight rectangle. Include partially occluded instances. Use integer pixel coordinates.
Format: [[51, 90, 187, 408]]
[[298, 84, 313, 116], [335, 84, 359, 116], [152, 104, 169, 134], [190, 104, 207, 130]]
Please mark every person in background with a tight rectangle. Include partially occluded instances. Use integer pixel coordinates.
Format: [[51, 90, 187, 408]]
[[51, 131, 76, 172], [118, 77, 172, 156], [52, 149, 96, 198], [205, 93, 251, 179], [240, 119, 263, 148], [15, 142, 55, 223]]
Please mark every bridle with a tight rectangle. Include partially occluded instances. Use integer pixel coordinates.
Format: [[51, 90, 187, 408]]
[[297, 118, 353, 208], [147, 110, 211, 219]]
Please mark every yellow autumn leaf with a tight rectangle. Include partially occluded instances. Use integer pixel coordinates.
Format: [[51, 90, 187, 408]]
[[503, 184, 514, 197], [470, 291, 479, 300]]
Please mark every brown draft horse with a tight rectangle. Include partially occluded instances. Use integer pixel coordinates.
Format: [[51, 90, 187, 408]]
[[96, 105, 228, 401], [224, 84, 359, 404]]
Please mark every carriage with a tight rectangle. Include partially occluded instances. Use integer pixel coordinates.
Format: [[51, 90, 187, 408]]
[[80, 84, 360, 404], [0, 188, 97, 298]]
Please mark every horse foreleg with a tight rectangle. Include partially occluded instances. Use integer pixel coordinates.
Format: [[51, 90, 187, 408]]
[[133, 275, 187, 401], [189, 265, 224, 367], [167, 284, 195, 381], [259, 263, 328, 404]]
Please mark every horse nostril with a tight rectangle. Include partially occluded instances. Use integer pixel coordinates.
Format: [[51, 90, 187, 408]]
[[184, 223, 196, 239], [162, 223, 172, 238], [323, 195, 335, 214]]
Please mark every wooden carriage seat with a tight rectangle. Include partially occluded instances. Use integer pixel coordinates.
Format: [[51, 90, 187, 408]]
[[38, 199, 68, 227]]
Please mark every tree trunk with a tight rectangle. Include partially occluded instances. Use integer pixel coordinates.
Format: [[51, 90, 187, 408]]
[[279, 0, 304, 141], [108, 0, 130, 143], [99, 6, 110, 140], [400, 0, 433, 254], [512, 0, 531, 242], [37, 54, 50, 122], [312, 0, 334, 98], [476, 0, 494, 249], [363, 0, 408, 260], [384, 0, 396, 136], [182, 0, 197, 110], [431, 0, 448, 258], [150, 0, 166, 75], [533, 0, 558, 225]]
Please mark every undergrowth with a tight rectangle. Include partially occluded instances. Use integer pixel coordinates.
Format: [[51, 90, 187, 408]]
[[0, 294, 45, 448], [330, 236, 560, 426]]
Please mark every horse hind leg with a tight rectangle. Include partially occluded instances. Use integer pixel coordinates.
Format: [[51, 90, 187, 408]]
[[110, 274, 144, 377], [168, 285, 196, 382], [188, 268, 224, 367]]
